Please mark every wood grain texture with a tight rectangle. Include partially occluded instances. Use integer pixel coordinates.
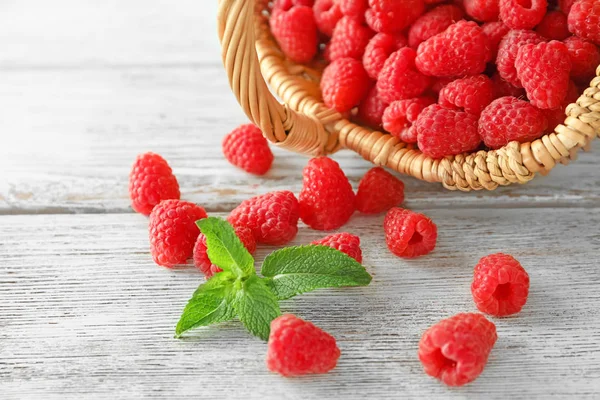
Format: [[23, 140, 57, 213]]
[[1, 211, 600, 399]]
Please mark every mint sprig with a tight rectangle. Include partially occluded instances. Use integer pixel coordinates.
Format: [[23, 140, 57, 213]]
[[176, 217, 372, 340]]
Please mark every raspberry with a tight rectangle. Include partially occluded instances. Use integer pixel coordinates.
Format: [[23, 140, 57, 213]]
[[363, 33, 408, 80], [270, 5, 319, 63], [356, 167, 405, 214], [439, 75, 494, 115], [339, 0, 368, 19], [382, 96, 436, 138], [193, 226, 256, 279], [430, 77, 456, 94], [478, 96, 548, 149], [408, 5, 465, 49], [384, 208, 437, 258], [496, 29, 546, 87], [564, 36, 600, 84], [415, 21, 492, 78], [559, 0, 576, 14], [418, 313, 497, 386], [377, 48, 431, 104], [397, 127, 419, 143], [326, 17, 375, 61], [535, 10, 570, 40], [491, 72, 526, 99], [149, 200, 208, 268], [515, 41, 572, 109], [542, 80, 579, 132], [356, 86, 389, 129], [568, 0, 600, 45], [274, 0, 314, 8], [312, 232, 363, 262], [472, 253, 530, 316], [299, 157, 355, 231], [266, 314, 341, 376], [365, 0, 426, 34], [228, 191, 299, 246], [321, 57, 371, 113], [416, 104, 482, 159], [129, 152, 180, 216], [482, 21, 511, 59], [313, 0, 343, 37], [222, 124, 274, 176], [499, 0, 547, 30], [464, 0, 500, 22]]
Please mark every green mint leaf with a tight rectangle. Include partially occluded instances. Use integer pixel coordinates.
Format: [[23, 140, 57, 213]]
[[196, 217, 254, 278], [175, 272, 237, 337], [261, 245, 372, 300], [233, 275, 281, 341]]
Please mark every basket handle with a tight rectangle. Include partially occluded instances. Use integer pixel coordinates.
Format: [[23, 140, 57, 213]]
[[217, 0, 330, 155]]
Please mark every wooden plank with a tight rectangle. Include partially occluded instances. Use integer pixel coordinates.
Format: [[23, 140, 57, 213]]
[[1, 210, 599, 398]]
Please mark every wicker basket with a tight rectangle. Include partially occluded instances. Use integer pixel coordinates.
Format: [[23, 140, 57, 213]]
[[217, 0, 600, 191]]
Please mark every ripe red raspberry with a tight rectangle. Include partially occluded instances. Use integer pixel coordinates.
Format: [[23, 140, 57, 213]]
[[339, 0, 368, 20], [408, 5, 465, 49], [267, 314, 341, 376], [321, 57, 371, 113], [499, 0, 547, 30], [193, 226, 256, 279], [496, 29, 546, 87], [270, 5, 319, 63], [535, 11, 570, 40], [299, 157, 356, 231], [228, 191, 299, 246], [415, 21, 492, 78], [542, 80, 579, 132], [377, 48, 431, 104], [418, 313, 497, 386], [273, 0, 314, 8], [439, 75, 494, 115], [129, 152, 180, 216], [312, 232, 363, 262], [491, 72, 526, 99], [559, 0, 576, 14], [382, 96, 436, 138], [397, 127, 419, 144], [384, 208, 437, 258], [363, 33, 408, 80], [564, 36, 600, 84], [356, 86, 389, 129], [464, 0, 500, 22], [222, 124, 274, 176], [568, 0, 600, 45], [478, 96, 548, 149], [326, 17, 375, 61], [365, 0, 426, 34], [415, 105, 482, 159], [313, 0, 343, 37], [149, 200, 208, 268], [472, 253, 530, 316], [482, 21, 511, 59], [356, 167, 405, 214], [515, 41, 572, 109]]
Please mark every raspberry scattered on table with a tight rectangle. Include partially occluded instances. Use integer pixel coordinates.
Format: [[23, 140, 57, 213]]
[[129, 152, 180, 216], [222, 124, 274, 176], [384, 208, 437, 258], [356, 167, 405, 214], [312, 232, 363, 262]]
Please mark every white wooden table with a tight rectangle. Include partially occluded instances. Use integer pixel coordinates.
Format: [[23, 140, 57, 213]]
[[1, 2, 600, 399]]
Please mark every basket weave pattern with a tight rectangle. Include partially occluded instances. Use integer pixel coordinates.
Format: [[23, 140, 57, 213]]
[[217, 0, 600, 191]]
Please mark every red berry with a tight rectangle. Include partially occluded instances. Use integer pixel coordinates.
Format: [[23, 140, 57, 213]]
[[129, 152, 180, 216], [382, 96, 436, 138], [222, 124, 274, 176], [496, 29, 546, 87], [149, 200, 208, 268], [356, 167, 405, 214], [515, 40, 572, 109], [356, 86, 389, 129], [482, 21, 511, 59], [397, 126, 419, 144], [418, 313, 497, 386], [384, 208, 437, 258], [478, 96, 547, 149], [439, 75, 494, 115], [312, 232, 363, 262], [274, 0, 314, 8], [472, 253, 530, 316], [464, 0, 500, 22], [267, 314, 341, 376], [365, 0, 426, 34], [430, 77, 456, 94], [193, 226, 256, 279], [321, 57, 371, 113], [416, 104, 482, 159], [363, 33, 408, 80], [564, 36, 600, 84], [228, 191, 300, 245], [568, 0, 600, 45], [491, 72, 526, 99], [408, 5, 465, 49], [535, 11, 570, 40], [270, 5, 319, 63], [542, 80, 579, 132], [326, 16, 375, 61], [299, 157, 356, 231], [499, 0, 547, 30], [559, 0, 576, 14], [313, 0, 343, 37], [415, 21, 492, 78], [377, 48, 431, 104], [339, 0, 368, 20]]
